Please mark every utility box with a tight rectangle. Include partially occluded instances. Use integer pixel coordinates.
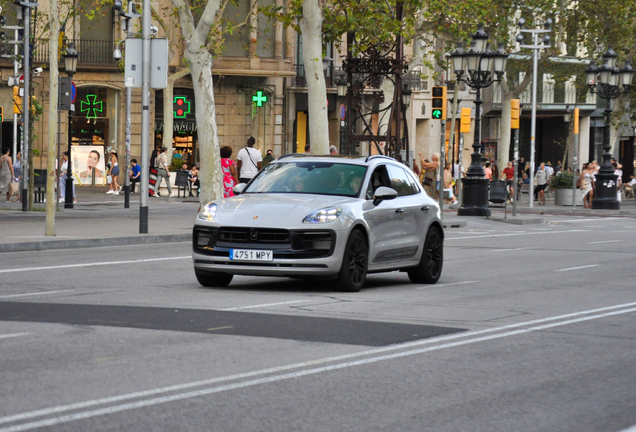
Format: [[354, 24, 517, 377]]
[[124, 38, 168, 89]]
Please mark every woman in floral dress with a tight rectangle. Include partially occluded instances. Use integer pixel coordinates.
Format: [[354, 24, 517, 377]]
[[221, 146, 239, 198]]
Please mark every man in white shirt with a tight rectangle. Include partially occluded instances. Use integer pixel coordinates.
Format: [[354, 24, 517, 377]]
[[545, 161, 554, 178], [237, 136, 262, 183]]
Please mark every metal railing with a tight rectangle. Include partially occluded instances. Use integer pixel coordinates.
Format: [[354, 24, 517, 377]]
[[294, 64, 337, 88], [31, 39, 118, 65]]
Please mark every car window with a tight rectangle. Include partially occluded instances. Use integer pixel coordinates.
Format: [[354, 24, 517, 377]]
[[386, 165, 420, 197], [365, 165, 390, 200], [245, 162, 367, 197]]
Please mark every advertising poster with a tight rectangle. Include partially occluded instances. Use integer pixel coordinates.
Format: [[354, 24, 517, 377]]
[[72, 146, 107, 185]]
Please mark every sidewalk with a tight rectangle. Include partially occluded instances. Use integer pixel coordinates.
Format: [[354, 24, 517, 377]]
[[0, 187, 199, 253], [1, 186, 635, 253]]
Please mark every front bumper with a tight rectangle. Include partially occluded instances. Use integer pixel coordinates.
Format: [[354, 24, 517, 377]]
[[192, 225, 346, 277]]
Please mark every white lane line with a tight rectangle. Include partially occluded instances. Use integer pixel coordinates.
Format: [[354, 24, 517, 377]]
[[2, 301, 636, 430], [446, 229, 588, 241], [220, 300, 308, 311], [0, 333, 29, 340], [417, 281, 479, 289], [3, 305, 636, 432], [616, 425, 636, 432], [589, 240, 621, 244], [490, 247, 533, 252], [0, 257, 191, 274], [0, 290, 74, 299], [555, 264, 599, 272]]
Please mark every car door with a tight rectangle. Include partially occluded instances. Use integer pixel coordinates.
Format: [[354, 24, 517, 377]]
[[362, 165, 405, 264], [386, 164, 423, 261]]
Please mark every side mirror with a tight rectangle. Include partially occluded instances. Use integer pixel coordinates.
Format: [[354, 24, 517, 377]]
[[372, 186, 398, 206], [232, 183, 247, 195]]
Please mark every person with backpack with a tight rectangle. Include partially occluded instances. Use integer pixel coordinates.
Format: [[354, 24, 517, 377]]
[[237, 136, 262, 184]]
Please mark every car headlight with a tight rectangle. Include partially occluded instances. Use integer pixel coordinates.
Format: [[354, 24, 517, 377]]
[[303, 207, 342, 224], [197, 203, 218, 221]]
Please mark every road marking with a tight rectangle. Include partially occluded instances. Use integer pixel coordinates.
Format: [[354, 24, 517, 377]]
[[207, 326, 233, 332], [417, 281, 479, 289], [0, 333, 29, 340], [0, 290, 74, 299], [617, 425, 636, 432], [585, 226, 606, 228], [2, 304, 636, 432], [447, 229, 588, 241], [219, 300, 308, 311], [2, 301, 636, 431], [0, 257, 191, 274], [489, 247, 533, 252], [555, 264, 599, 272], [589, 240, 620, 244]]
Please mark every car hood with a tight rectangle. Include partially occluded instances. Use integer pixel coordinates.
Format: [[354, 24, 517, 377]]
[[209, 194, 357, 227]]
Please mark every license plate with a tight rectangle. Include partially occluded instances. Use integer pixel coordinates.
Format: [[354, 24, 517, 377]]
[[229, 249, 273, 261]]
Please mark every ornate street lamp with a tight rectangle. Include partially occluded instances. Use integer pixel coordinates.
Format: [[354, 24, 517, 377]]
[[585, 47, 634, 209], [63, 42, 79, 209], [451, 24, 508, 216]]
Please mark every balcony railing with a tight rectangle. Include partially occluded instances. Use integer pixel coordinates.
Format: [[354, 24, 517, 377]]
[[31, 39, 118, 65]]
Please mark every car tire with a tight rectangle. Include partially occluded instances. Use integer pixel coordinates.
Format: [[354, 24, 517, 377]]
[[195, 269, 234, 287], [407, 226, 443, 284], [336, 230, 368, 292]]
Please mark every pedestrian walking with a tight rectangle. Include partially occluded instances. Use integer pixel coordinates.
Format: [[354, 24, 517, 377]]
[[418, 151, 439, 199], [221, 146, 239, 198], [154, 147, 174, 197], [581, 163, 595, 208], [106, 149, 120, 195], [0, 147, 16, 202], [59, 151, 77, 203], [237, 136, 262, 184], [535, 162, 549, 205], [483, 162, 492, 180]]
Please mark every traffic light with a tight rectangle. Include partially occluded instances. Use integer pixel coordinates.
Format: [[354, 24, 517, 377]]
[[431, 86, 447, 120], [460, 107, 471, 133], [510, 99, 520, 129], [13, 86, 22, 114], [0, 106, 3, 122]]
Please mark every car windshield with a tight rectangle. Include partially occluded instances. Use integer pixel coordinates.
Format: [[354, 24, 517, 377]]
[[245, 161, 367, 197]]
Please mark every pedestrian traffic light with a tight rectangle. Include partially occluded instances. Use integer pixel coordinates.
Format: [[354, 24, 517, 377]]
[[431, 86, 447, 120], [460, 107, 471, 133], [511, 99, 520, 129]]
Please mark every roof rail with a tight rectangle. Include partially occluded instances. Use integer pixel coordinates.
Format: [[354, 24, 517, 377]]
[[365, 155, 395, 163]]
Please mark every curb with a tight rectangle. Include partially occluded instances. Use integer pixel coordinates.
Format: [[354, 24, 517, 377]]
[[0, 233, 192, 254]]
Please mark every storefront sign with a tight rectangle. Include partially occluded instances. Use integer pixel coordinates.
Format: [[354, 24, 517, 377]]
[[80, 94, 103, 119], [155, 121, 198, 132], [173, 96, 191, 118]]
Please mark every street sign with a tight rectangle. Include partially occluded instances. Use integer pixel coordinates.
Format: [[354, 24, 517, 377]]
[[71, 82, 76, 103], [340, 104, 345, 121]]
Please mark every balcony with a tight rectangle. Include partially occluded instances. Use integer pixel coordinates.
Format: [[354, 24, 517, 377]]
[[28, 39, 118, 66]]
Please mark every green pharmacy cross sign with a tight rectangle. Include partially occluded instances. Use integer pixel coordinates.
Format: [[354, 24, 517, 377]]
[[80, 94, 103, 119], [173, 96, 191, 119], [252, 90, 267, 107]]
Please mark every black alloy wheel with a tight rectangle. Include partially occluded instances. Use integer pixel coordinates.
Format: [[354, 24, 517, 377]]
[[195, 269, 234, 287], [337, 230, 368, 292], [407, 226, 443, 284]]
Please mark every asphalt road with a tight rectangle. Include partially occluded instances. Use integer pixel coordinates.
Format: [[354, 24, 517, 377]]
[[1, 215, 636, 432]]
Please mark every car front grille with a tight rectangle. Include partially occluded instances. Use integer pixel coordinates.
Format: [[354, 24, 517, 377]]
[[193, 226, 336, 258]]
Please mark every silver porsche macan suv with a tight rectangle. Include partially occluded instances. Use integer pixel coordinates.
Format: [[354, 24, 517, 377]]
[[192, 155, 443, 291]]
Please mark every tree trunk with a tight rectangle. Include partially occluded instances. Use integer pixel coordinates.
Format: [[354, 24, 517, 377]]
[[300, 0, 329, 155], [45, 0, 59, 235], [187, 53, 223, 203]]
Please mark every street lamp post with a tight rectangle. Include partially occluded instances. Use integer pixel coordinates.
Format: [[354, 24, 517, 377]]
[[517, 17, 552, 208], [585, 48, 634, 210], [451, 25, 508, 216], [63, 42, 78, 209]]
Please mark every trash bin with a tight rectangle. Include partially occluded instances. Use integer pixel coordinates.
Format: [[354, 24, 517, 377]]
[[489, 180, 507, 203]]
